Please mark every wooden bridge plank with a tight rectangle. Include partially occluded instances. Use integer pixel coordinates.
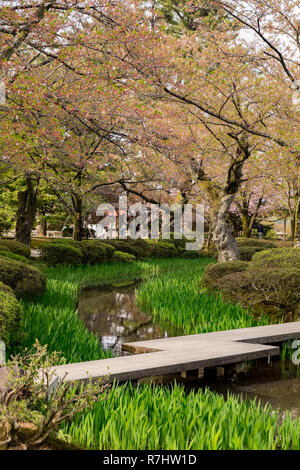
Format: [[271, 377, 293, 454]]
[[50, 322, 300, 383]]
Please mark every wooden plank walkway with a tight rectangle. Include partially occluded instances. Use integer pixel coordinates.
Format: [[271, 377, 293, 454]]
[[51, 321, 300, 384]]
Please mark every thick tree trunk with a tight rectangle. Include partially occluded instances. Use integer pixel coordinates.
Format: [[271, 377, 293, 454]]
[[212, 194, 240, 262], [41, 218, 47, 237], [291, 215, 295, 242], [241, 214, 251, 238], [283, 217, 287, 242], [15, 177, 39, 246], [239, 194, 263, 238], [190, 132, 250, 262], [204, 223, 213, 251], [72, 194, 84, 241]]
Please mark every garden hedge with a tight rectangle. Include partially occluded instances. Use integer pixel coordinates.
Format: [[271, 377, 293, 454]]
[[0, 256, 46, 299], [236, 237, 276, 249], [40, 240, 116, 265], [106, 239, 151, 259], [203, 247, 300, 319], [38, 237, 208, 265], [0, 240, 31, 259], [238, 245, 268, 261], [236, 237, 277, 261], [112, 251, 136, 263], [79, 241, 107, 264], [202, 261, 249, 289], [0, 248, 30, 264], [250, 247, 300, 270], [147, 240, 178, 258], [40, 242, 83, 266], [0, 281, 22, 347]]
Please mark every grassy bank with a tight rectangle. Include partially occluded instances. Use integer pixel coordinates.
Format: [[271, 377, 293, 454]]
[[62, 383, 300, 450], [136, 261, 271, 334]]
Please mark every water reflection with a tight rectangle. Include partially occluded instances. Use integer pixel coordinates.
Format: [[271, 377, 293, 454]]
[[204, 361, 300, 419], [78, 280, 182, 355]]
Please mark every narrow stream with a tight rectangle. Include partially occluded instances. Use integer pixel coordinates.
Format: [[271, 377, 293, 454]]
[[78, 280, 300, 418], [78, 280, 183, 356]]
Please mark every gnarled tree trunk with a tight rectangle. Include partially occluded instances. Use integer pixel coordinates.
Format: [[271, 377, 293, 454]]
[[15, 176, 39, 246], [190, 132, 250, 262], [211, 194, 240, 262]]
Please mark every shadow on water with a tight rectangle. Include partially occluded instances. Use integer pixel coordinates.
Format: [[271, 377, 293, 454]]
[[78, 280, 300, 418], [78, 279, 183, 356], [206, 360, 300, 420]]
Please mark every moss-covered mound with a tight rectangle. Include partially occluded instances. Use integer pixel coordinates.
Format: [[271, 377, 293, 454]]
[[202, 260, 249, 289], [0, 256, 46, 299], [203, 248, 300, 319]]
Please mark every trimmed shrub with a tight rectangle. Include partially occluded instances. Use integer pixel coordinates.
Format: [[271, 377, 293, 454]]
[[0, 257, 46, 299], [79, 241, 107, 264], [112, 251, 136, 263], [202, 261, 249, 289], [106, 239, 148, 259], [0, 240, 31, 259], [0, 250, 30, 264], [129, 238, 152, 258], [207, 248, 300, 319], [0, 281, 22, 347], [250, 247, 300, 270], [236, 238, 276, 249], [217, 267, 300, 319], [239, 245, 267, 261], [99, 242, 115, 259], [40, 242, 83, 266], [148, 241, 178, 258]]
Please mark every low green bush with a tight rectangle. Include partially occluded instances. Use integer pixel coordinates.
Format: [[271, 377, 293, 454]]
[[79, 241, 107, 264], [0, 240, 31, 259], [0, 281, 22, 347], [112, 251, 136, 263], [0, 249, 30, 264], [207, 248, 300, 319], [202, 261, 249, 289], [239, 245, 267, 261], [236, 238, 276, 249], [40, 242, 83, 266], [216, 267, 300, 319], [0, 256, 46, 299], [99, 242, 115, 259], [148, 241, 178, 258], [39, 239, 116, 265], [250, 247, 300, 270], [106, 239, 149, 259]]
